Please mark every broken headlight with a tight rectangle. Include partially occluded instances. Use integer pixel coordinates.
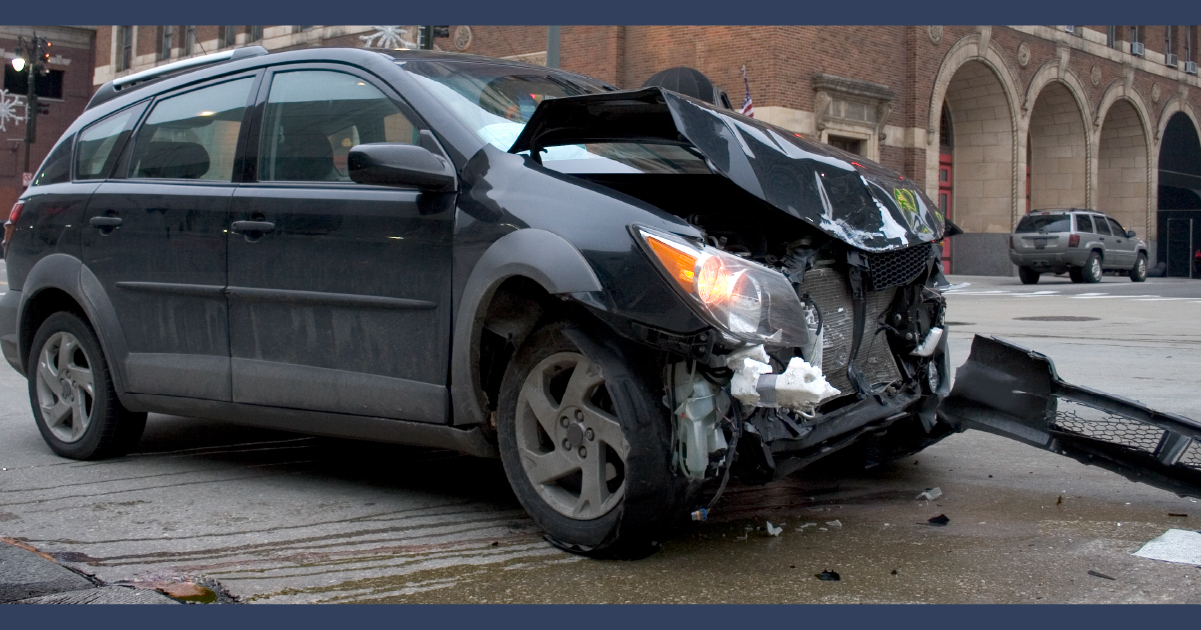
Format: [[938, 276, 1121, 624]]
[[634, 226, 809, 347]]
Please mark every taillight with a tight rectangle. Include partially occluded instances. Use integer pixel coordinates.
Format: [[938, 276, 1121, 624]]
[[1009, 235, 1014, 249], [2, 201, 22, 253], [1068, 233, 1080, 247]]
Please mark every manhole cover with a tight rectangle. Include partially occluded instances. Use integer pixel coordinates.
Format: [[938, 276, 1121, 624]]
[[944, 322, 975, 326], [1013, 316, 1099, 322]]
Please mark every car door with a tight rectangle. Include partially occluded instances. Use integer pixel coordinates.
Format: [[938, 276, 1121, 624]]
[[226, 65, 454, 422], [1106, 217, 1135, 268], [82, 75, 258, 400], [1091, 214, 1115, 267]]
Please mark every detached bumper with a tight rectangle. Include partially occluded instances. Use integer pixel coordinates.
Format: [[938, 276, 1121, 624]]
[[0, 289, 20, 375]]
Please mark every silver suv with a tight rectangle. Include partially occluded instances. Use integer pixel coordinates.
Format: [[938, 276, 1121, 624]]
[[1008, 209, 1148, 284]]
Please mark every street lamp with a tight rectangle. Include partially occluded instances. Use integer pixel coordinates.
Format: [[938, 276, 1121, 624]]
[[12, 32, 52, 182]]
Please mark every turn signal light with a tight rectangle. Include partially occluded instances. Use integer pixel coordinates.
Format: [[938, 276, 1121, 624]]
[[646, 235, 697, 290], [1068, 234, 1080, 247]]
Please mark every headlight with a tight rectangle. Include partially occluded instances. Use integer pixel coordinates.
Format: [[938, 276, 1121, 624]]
[[634, 225, 810, 347]]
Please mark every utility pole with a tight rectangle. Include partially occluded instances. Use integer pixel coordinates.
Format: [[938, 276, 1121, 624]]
[[11, 32, 51, 183]]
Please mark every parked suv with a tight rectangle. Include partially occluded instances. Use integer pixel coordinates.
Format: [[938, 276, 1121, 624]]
[[1, 47, 956, 556], [1009, 209, 1148, 284]]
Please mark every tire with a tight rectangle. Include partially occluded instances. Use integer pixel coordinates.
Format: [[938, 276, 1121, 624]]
[[1018, 266, 1040, 285], [1130, 253, 1147, 282], [496, 320, 685, 558], [28, 312, 146, 460], [1082, 251, 1103, 283], [1068, 267, 1084, 283]]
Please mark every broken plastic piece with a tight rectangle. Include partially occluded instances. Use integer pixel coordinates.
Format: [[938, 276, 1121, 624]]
[[766, 522, 783, 536], [916, 487, 942, 501], [910, 327, 943, 357], [691, 509, 709, 522], [1133, 529, 1201, 565], [1087, 570, 1116, 580], [926, 514, 950, 526], [816, 570, 841, 581], [730, 357, 773, 406], [826, 520, 842, 527], [754, 357, 840, 410]]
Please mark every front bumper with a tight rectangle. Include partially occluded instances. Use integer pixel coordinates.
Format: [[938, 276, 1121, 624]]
[[0, 289, 21, 375]]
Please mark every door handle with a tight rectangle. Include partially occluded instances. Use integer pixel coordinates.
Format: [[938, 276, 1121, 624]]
[[231, 221, 276, 234], [89, 216, 123, 228]]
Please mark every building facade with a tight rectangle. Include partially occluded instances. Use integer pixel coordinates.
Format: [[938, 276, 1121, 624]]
[[89, 25, 1201, 275], [1, 26, 95, 218]]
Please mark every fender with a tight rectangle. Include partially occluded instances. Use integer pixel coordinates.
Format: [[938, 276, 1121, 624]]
[[450, 228, 604, 427], [16, 253, 134, 404]]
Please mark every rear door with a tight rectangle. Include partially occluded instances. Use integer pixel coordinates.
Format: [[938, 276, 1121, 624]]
[[226, 65, 454, 422], [82, 75, 258, 400], [1105, 217, 1135, 268]]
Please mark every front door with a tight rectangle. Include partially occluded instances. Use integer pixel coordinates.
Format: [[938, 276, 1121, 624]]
[[1105, 217, 1135, 268], [82, 76, 256, 400], [938, 152, 952, 273], [226, 66, 454, 422]]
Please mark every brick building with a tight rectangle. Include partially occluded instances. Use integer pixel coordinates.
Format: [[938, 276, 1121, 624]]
[[1, 26, 95, 218], [87, 25, 1201, 274]]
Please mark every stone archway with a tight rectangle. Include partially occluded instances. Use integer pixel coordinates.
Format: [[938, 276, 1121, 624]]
[[1026, 81, 1089, 211], [1097, 99, 1150, 238]]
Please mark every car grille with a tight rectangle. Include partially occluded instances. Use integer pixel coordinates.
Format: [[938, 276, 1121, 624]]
[[1052, 400, 1201, 471], [865, 244, 933, 290], [801, 266, 902, 393]]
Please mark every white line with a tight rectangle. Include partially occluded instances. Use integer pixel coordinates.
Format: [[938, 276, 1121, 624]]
[[1132, 297, 1191, 301]]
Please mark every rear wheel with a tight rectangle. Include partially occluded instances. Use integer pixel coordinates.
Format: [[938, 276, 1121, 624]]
[[28, 312, 146, 460], [1130, 253, 1147, 282], [497, 321, 684, 558], [1018, 266, 1040, 285], [1068, 267, 1084, 283], [1082, 252, 1103, 283]]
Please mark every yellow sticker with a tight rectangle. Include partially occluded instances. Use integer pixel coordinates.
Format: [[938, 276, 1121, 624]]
[[892, 188, 918, 213]]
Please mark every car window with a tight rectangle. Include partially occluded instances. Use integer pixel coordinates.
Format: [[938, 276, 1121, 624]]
[[1074, 214, 1093, 233], [258, 70, 417, 182], [76, 104, 144, 180], [1015, 215, 1071, 233], [1108, 218, 1125, 235], [33, 134, 74, 186], [128, 78, 254, 181], [1094, 217, 1112, 235]]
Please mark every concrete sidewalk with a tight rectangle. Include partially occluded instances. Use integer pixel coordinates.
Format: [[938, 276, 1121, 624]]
[[0, 540, 179, 604]]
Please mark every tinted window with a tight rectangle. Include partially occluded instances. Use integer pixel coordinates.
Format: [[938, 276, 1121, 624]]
[[259, 71, 417, 182], [1108, 218, 1125, 235], [32, 134, 74, 186], [129, 78, 253, 181], [1015, 214, 1072, 233], [76, 104, 145, 180], [1074, 214, 1093, 233], [1094, 217, 1112, 235]]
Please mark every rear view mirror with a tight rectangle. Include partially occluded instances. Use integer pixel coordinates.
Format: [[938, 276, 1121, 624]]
[[1126, 229, 1136, 238], [348, 143, 456, 191]]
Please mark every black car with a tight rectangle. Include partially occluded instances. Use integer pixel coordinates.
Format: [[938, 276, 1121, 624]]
[[1, 47, 960, 556]]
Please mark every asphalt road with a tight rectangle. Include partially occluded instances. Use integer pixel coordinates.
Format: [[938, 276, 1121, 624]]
[[1, 264, 1199, 603]]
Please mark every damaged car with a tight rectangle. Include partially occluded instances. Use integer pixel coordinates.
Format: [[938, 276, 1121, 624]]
[[4, 47, 1197, 558]]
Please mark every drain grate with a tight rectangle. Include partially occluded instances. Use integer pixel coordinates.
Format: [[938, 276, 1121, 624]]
[[1014, 316, 1099, 322]]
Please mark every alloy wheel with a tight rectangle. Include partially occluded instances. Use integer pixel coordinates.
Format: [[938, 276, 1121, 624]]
[[34, 331, 95, 443], [514, 352, 630, 520]]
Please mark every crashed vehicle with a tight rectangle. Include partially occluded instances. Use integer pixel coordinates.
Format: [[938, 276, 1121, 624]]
[[3, 48, 1198, 558]]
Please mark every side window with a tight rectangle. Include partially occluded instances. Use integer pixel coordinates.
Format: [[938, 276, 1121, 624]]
[[128, 78, 254, 181], [1075, 214, 1093, 233], [1094, 217, 1112, 235], [33, 134, 75, 186], [259, 70, 418, 182], [1108, 218, 1125, 236], [75, 103, 145, 180]]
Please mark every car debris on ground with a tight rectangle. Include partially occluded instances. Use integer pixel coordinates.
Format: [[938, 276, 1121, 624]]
[[1132, 529, 1201, 565], [917, 487, 943, 501]]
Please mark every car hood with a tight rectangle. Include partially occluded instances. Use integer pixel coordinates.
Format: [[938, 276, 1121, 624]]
[[510, 87, 944, 252]]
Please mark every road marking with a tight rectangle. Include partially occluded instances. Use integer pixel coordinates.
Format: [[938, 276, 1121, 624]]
[[1132, 297, 1191, 301]]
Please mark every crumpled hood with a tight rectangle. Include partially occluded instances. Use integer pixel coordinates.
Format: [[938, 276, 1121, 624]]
[[510, 87, 944, 252]]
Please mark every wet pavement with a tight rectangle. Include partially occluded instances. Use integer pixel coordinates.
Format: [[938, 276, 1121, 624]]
[[0, 270, 1199, 603]]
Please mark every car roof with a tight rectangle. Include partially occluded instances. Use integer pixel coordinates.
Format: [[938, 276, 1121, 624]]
[[1027, 208, 1110, 217]]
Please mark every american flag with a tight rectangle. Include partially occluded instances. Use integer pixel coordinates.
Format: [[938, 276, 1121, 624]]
[[740, 66, 754, 117]]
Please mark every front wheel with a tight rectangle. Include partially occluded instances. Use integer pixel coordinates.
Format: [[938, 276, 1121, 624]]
[[497, 321, 685, 558], [1130, 253, 1147, 282], [28, 312, 147, 460], [1018, 266, 1040, 285]]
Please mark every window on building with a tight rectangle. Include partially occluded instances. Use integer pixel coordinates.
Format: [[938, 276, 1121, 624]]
[[159, 26, 173, 61], [939, 104, 953, 149], [4, 66, 64, 100], [1167, 25, 1175, 57], [250, 25, 264, 41], [1129, 25, 1142, 43], [183, 25, 196, 55], [116, 25, 133, 71], [128, 78, 254, 181], [1187, 27, 1194, 63], [220, 26, 237, 48], [259, 70, 418, 182], [1107, 26, 1116, 48], [827, 135, 863, 156]]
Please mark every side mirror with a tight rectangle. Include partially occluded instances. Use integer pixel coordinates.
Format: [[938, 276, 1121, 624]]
[[1126, 229, 1136, 238], [348, 143, 455, 191]]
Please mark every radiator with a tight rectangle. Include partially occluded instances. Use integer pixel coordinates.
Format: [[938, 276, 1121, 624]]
[[800, 265, 902, 393]]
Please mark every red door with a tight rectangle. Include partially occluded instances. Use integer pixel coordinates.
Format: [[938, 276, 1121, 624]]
[[938, 152, 953, 274]]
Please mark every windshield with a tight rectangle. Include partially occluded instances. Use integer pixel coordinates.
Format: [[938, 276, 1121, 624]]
[[399, 60, 706, 174], [1016, 214, 1072, 233]]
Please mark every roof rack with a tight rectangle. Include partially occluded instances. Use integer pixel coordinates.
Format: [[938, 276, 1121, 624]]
[[87, 46, 269, 111]]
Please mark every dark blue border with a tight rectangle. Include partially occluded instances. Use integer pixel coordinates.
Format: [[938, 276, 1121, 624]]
[[3, 0, 1199, 26]]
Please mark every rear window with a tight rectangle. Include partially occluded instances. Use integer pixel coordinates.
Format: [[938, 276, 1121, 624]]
[[1016, 214, 1072, 233]]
